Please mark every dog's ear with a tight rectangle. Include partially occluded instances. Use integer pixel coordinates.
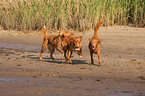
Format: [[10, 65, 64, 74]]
[[99, 40, 103, 42], [98, 40, 103, 43]]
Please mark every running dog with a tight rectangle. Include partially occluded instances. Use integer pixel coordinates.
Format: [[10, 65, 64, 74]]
[[62, 35, 83, 63], [88, 19, 104, 66], [39, 26, 81, 60], [40, 27, 68, 60]]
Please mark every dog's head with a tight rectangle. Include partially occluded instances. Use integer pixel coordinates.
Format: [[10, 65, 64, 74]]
[[89, 38, 102, 50], [72, 36, 83, 51]]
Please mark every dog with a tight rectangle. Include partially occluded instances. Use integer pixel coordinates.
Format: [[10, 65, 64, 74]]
[[61, 35, 83, 63], [39, 26, 76, 60], [60, 31, 82, 59], [88, 19, 104, 66], [40, 27, 64, 60]]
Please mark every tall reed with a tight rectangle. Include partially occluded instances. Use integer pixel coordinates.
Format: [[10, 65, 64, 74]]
[[0, 0, 144, 31]]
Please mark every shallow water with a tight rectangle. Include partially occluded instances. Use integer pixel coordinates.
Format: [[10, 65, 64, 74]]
[[0, 43, 41, 52], [0, 78, 12, 83]]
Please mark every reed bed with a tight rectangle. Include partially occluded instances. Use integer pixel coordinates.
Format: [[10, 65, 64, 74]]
[[0, 0, 144, 31]]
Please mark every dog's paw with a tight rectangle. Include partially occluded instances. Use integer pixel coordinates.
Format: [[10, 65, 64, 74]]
[[79, 56, 83, 58], [70, 55, 74, 58], [50, 56, 55, 60], [70, 61, 73, 64], [51, 58, 55, 60], [91, 62, 94, 65], [39, 57, 42, 60], [65, 59, 68, 62], [62, 53, 64, 56]]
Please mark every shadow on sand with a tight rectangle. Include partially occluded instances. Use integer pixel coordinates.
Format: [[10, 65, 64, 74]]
[[23, 56, 88, 65]]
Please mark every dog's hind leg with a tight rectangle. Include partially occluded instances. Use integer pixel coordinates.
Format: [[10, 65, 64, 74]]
[[56, 46, 64, 56], [48, 44, 55, 60], [40, 45, 47, 60], [64, 50, 68, 61], [40, 38, 48, 60], [64, 51, 67, 59]]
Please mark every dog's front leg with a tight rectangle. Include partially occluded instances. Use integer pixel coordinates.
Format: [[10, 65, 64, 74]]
[[97, 49, 101, 66], [64, 50, 67, 59], [98, 53, 101, 66], [68, 51, 73, 63], [77, 47, 83, 58], [66, 50, 72, 63], [90, 52, 94, 64], [96, 44, 101, 66]]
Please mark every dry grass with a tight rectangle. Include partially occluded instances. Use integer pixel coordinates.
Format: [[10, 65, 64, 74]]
[[0, 0, 144, 31]]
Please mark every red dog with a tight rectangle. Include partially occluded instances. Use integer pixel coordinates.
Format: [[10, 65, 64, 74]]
[[88, 19, 104, 66], [61, 36, 83, 63], [40, 26, 82, 61]]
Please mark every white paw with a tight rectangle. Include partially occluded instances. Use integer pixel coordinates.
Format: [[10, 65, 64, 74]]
[[62, 54, 64, 56]]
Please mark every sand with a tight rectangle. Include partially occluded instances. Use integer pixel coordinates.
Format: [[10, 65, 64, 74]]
[[0, 26, 145, 96]]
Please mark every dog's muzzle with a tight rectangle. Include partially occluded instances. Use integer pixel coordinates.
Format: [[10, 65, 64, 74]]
[[75, 46, 80, 51], [92, 46, 95, 50]]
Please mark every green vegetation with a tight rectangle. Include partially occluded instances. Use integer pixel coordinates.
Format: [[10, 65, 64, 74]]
[[0, 0, 144, 31]]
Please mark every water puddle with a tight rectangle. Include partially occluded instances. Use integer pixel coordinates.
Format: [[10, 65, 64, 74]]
[[0, 78, 13, 83], [0, 78, 12, 82], [0, 76, 33, 84], [0, 43, 40, 52]]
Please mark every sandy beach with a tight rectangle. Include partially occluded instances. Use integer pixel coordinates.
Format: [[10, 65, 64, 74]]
[[0, 26, 145, 96]]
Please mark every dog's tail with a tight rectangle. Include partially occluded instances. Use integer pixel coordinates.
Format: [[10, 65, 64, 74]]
[[93, 19, 104, 37], [42, 26, 46, 40]]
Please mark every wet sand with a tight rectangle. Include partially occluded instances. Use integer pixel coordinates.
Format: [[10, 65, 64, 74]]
[[0, 26, 145, 96]]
